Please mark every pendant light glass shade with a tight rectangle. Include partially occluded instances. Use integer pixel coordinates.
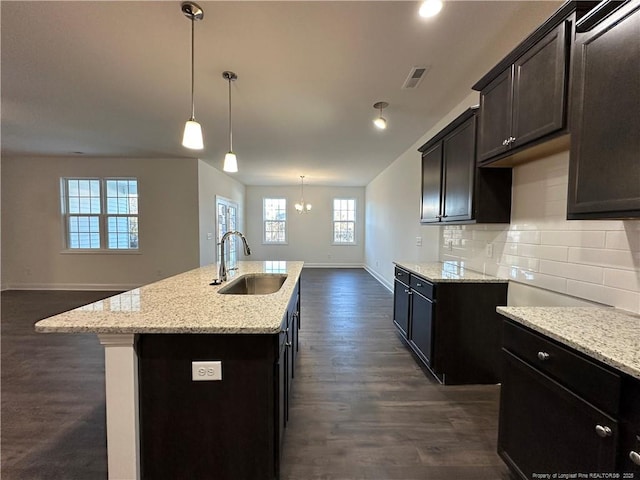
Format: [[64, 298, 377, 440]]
[[223, 71, 238, 172], [223, 152, 238, 173], [181, 2, 204, 150], [183, 119, 204, 150], [373, 101, 389, 130], [295, 176, 312, 213]]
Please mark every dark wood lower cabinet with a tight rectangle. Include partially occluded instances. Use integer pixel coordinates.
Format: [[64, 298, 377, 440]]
[[499, 350, 618, 478], [138, 282, 300, 480], [498, 318, 640, 478], [392, 266, 507, 385]]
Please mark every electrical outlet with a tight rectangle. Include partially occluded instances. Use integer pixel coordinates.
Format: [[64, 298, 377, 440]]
[[416, 236, 422, 247], [207, 232, 213, 240], [192, 361, 222, 381], [485, 243, 494, 258]]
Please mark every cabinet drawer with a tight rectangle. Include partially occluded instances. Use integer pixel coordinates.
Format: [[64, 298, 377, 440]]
[[394, 267, 410, 285], [503, 320, 621, 415], [410, 274, 434, 299]]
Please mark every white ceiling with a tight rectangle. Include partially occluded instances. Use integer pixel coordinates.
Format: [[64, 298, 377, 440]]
[[1, 1, 562, 186]]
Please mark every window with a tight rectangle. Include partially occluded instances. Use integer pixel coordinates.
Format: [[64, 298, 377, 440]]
[[263, 198, 287, 244], [61, 178, 139, 250], [333, 198, 356, 244]]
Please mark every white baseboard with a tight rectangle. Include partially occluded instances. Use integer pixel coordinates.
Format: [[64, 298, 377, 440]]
[[364, 264, 393, 292], [303, 263, 364, 269], [1, 282, 138, 291]]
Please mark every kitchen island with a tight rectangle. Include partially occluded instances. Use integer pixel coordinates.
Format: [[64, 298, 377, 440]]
[[35, 260, 304, 480]]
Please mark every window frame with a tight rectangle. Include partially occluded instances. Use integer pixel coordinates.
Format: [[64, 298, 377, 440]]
[[60, 177, 140, 253], [332, 197, 357, 245], [262, 197, 288, 245]]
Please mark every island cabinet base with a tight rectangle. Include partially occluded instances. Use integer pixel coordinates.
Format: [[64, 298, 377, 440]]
[[137, 328, 298, 480]]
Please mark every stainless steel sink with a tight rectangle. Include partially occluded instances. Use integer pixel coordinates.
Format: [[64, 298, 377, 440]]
[[217, 273, 288, 295]]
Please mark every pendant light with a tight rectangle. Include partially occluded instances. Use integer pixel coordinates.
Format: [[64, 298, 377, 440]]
[[373, 101, 389, 130], [181, 2, 204, 150], [223, 71, 238, 173], [295, 176, 312, 214]]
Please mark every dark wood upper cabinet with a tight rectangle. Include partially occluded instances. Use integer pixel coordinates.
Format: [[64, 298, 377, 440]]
[[567, 0, 640, 219], [419, 107, 511, 225], [477, 21, 569, 164]]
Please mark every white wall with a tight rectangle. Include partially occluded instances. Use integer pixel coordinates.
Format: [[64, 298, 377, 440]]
[[440, 152, 640, 314], [1, 156, 200, 290], [245, 185, 365, 266], [197, 160, 246, 267], [364, 92, 479, 290]]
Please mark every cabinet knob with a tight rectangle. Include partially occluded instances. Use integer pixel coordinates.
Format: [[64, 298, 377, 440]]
[[502, 139, 509, 146], [630, 451, 640, 466], [416, 283, 422, 287], [285, 341, 292, 348], [537, 351, 550, 361], [595, 425, 612, 438], [508, 136, 516, 144], [404, 289, 410, 293]]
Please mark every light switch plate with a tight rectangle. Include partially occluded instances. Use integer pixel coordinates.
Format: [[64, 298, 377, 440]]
[[416, 236, 422, 246], [192, 361, 222, 381], [485, 243, 494, 258]]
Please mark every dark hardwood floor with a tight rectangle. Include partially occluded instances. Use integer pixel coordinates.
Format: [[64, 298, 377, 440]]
[[1, 269, 511, 479]]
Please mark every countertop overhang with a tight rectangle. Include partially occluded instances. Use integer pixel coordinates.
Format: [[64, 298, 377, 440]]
[[34, 261, 304, 335], [498, 306, 640, 380]]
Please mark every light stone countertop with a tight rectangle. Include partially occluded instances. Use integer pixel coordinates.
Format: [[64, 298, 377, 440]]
[[35, 261, 304, 335], [497, 306, 640, 380], [394, 261, 508, 283]]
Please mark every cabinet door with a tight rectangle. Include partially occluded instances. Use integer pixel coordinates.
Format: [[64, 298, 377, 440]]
[[409, 291, 433, 366], [442, 116, 475, 222], [512, 21, 567, 148], [477, 68, 513, 163], [420, 143, 443, 223], [393, 279, 411, 338], [568, 2, 640, 219], [499, 350, 618, 479]]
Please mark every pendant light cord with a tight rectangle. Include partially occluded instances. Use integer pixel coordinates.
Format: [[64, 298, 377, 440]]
[[190, 18, 195, 120], [228, 76, 233, 152]]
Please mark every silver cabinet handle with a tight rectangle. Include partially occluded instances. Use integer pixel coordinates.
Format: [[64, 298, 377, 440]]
[[502, 139, 509, 146], [416, 283, 422, 287], [404, 289, 410, 293], [595, 425, 612, 438], [285, 341, 292, 348], [630, 450, 640, 466], [537, 351, 550, 361], [508, 136, 516, 145]]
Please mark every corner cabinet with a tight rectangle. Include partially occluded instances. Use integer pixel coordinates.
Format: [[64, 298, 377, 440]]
[[393, 266, 508, 385], [419, 107, 512, 225], [567, 0, 640, 219]]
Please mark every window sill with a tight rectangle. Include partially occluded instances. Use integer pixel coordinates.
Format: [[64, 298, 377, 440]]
[[60, 249, 142, 255]]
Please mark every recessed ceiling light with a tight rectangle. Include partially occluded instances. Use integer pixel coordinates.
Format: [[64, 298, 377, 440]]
[[419, 0, 443, 18]]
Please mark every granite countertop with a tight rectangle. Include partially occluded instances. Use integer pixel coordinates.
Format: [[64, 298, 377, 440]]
[[497, 306, 640, 380], [394, 261, 508, 283], [35, 261, 304, 335]]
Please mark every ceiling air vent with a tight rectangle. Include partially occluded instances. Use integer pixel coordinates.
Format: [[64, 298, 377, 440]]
[[402, 65, 430, 89]]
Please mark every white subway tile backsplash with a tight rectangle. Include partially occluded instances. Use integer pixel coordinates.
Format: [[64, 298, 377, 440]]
[[603, 268, 640, 292], [438, 152, 640, 314], [566, 280, 639, 313], [567, 247, 639, 270], [541, 230, 605, 248], [506, 230, 541, 244], [539, 259, 603, 284], [518, 244, 568, 261], [605, 230, 638, 251]]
